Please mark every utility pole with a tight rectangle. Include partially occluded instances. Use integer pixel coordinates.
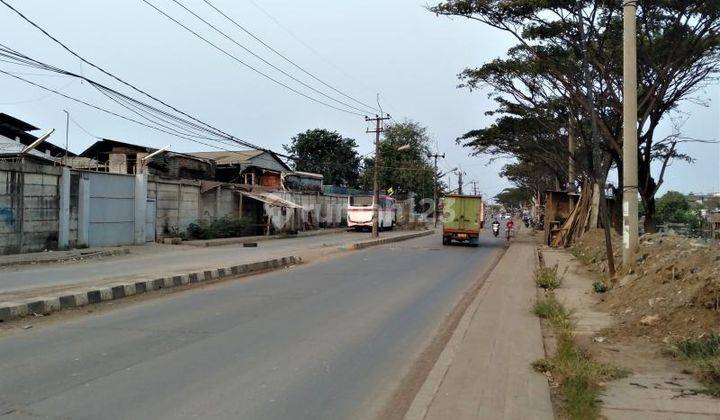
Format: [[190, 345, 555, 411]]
[[366, 114, 391, 238], [427, 152, 444, 227], [622, 0, 639, 265], [471, 181, 478, 196], [63, 110, 70, 165], [457, 169, 463, 195]]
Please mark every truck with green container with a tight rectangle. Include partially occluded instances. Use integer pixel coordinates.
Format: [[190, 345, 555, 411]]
[[441, 194, 485, 246]]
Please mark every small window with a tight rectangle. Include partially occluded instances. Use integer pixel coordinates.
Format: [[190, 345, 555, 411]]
[[350, 196, 373, 206]]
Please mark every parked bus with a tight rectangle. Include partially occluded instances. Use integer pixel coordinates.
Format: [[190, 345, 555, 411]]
[[347, 195, 396, 231]]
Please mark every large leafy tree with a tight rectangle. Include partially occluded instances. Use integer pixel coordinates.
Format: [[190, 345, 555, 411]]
[[431, 0, 720, 232], [500, 160, 559, 201], [655, 190, 702, 229], [283, 129, 361, 187], [361, 121, 438, 204], [495, 187, 532, 209]]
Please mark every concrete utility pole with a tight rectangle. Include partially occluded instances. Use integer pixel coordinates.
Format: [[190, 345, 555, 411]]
[[623, 0, 639, 264], [427, 152, 445, 227], [457, 167, 466, 195], [63, 110, 70, 165], [472, 181, 478, 196], [366, 114, 391, 238]]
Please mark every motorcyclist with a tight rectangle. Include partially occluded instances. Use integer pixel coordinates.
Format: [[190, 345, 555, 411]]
[[491, 219, 501, 237], [506, 218, 514, 231], [505, 218, 514, 240]]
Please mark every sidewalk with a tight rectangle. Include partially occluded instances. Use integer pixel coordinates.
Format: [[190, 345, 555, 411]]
[[542, 248, 720, 419], [406, 234, 554, 420]]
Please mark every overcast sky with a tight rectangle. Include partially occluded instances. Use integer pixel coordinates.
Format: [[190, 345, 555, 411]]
[[1, 0, 718, 198]]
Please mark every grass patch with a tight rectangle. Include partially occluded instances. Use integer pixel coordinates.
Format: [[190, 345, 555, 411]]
[[535, 264, 561, 290], [671, 334, 720, 396], [533, 296, 627, 419], [533, 296, 572, 329]]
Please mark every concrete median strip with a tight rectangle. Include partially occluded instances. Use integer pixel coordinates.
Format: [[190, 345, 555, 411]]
[[346, 230, 434, 250], [0, 255, 302, 322]]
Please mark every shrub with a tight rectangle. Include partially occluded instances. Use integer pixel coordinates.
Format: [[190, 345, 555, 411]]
[[592, 281, 608, 294], [186, 217, 254, 240], [533, 296, 572, 330], [535, 265, 561, 290]]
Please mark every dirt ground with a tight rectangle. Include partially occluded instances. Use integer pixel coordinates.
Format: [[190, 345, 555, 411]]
[[571, 229, 720, 342]]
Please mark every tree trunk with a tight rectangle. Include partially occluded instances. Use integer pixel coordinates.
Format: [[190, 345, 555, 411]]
[[613, 162, 623, 234], [643, 195, 657, 233]]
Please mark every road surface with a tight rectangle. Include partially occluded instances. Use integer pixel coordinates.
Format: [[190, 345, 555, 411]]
[[0, 230, 412, 298], [0, 233, 505, 420]]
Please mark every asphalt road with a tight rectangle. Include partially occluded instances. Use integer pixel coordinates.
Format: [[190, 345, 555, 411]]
[[0, 231, 412, 296], [0, 233, 504, 420]]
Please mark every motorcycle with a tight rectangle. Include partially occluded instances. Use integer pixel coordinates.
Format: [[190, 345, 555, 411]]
[[491, 222, 500, 237]]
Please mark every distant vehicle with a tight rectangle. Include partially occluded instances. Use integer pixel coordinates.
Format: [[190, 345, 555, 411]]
[[441, 194, 484, 246], [491, 220, 500, 237], [347, 195, 396, 231]]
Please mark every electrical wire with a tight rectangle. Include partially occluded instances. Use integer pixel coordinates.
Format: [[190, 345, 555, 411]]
[[0, 0, 290, 155], [140, 0, 365, 117], [246, 0, 378, 94], [67, 115, 102, 139], [0, 43, 297, 160], [200, 0, 379, 115], [166, 0, 376, 115], [0, 69, 252, 154]]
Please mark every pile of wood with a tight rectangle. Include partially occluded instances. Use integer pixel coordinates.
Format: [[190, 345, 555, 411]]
[[551, 180, 599, 247]]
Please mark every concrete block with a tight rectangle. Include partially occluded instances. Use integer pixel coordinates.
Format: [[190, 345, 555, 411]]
[[217, 268, 227, 278], [0, 302, 28, 321], [134, 281, 150, 294], [246, 262, 264, 272], [172, 275, 189, 286], [111, 283, 136, 299], [231, 265, 248, 275], [203, 270, 218, 281], [188, 273, 200, 283], [59, 292, 89, 308], [161, 277, 174, 288], [26, 296, 61, 315], [87, 287, 113, 304], [111, 284, 126, 299], [150, 278, 165, 290]]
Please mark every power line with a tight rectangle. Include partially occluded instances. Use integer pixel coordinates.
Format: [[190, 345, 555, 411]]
[[140, 0, 365, 117], [67, 115, 101, 139], [168, 0, 377, 115], [0, 69, 249, 154], [0, 44, 237, 144], [0, 42, 294, 159], [0, 0, 285, 154], [200, 0, 379, 114], [246, 0, 370, 87]]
